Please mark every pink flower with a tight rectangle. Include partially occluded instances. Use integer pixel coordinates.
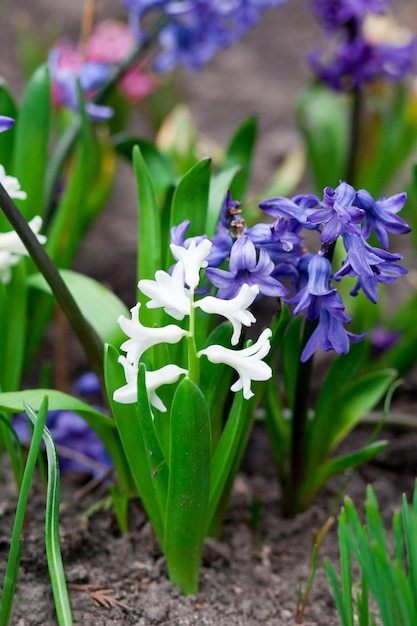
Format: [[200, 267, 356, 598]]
[[87, 19, 156, 102]]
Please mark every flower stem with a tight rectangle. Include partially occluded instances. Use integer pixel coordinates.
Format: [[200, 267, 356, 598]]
[[288, 319, 316, 517], [0, 182, 104, 386], [187, 293, 200, 384]]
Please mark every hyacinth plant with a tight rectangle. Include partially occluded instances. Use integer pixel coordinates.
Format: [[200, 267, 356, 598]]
[[0, 0, 415, 604], [298, 0, 417, 379]]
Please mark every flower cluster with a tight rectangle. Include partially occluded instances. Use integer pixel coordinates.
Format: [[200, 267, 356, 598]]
[[114, 238, 273, 407], [121, 0, 287, 71], [171, 182, 409, 363], [48, 19, 156, 120], [309, 0, 416, 90]]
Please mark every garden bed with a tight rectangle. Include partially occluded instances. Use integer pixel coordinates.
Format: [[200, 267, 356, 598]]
[[2, 421, 416, 626]]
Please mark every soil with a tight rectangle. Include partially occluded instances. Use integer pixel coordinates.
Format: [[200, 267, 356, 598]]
[[1, 0, 417, 625], [1, 423, 417, 626]]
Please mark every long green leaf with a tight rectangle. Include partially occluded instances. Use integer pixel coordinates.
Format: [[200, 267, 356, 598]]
[[169, 158, 211, 239], [206, 166, 240, 237], [0, 262, 27, 392], [104, 345, 165, 542], [28, 270, 129, 346], [25, 402, 73, 625], [0, 388, 131, 492], [12, 65, 51, 221], [164, 377, 211, 594], [221, 117, 257, 199], [0, 397, 48, 624], [133, 144, 162, 325]]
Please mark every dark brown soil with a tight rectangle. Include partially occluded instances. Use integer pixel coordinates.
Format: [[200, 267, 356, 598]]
[[0, 423, 416, 626]]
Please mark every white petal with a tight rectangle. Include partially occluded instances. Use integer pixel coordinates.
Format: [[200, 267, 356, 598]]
[[196, 284, 258, 345], [139, 263, 191, 320], [118, 302, 188, 364], [198, 328, 272, 399], [170, 239, 212, 289]]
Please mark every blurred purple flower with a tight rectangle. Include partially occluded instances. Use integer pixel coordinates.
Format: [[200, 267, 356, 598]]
[[310, 0, 387, 31], [370, 326, 400, 355], [122, 0, 286, 71], [13, 409, 111, 477], [206, 234, 288, 299], [309, 34, 416, 91], [0, 116, 14, 133], [48, 45, 113, 121], [355, 189, 410, 249]]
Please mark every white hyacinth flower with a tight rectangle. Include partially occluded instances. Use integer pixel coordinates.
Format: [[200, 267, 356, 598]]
[[198, 328, 273, 400], [0, 165, 27, 200], [138, 262, 191, 320], [118, 302, 188, 364], [196, 283, 259, 345], [0, 216, 47, 284], [170, 238, 212, 290], [113, 356, 188, 410]]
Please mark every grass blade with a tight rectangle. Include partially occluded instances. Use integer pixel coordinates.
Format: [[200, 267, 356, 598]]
[[24, 401, 73, 626]]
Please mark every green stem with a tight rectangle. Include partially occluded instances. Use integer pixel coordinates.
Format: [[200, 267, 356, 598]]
[[288, 319, 315, 517], [0, 183, 104, 386], [187, 293, 200, 384]]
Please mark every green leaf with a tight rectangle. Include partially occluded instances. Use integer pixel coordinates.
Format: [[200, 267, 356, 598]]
[[170, 157, 211, 240], [25, 402, 73, 625], [28, 270, 129, 346], [299, 441, 387, 512], [0, 388, 131, 491], [164, 377, 211, 594], [208, 391, 254, 531], [0, 397, 49, 624], [12, 64, 51, 221], [311, 368, 396, 466], [221, 117, 257, 199], [133, 144, 162, 325], [113, 134, 176, 195], [104, 346, 166, 542], [45, 88, 90, 268], [295, 83, 348, 193], [307, 343, 366, 467], [0, 262, 27, 392]]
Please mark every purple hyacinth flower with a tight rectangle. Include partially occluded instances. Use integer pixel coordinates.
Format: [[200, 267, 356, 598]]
[[349, 260, 407, 303], [370, 326, 400, 356], [286, 254, 348, 321], [310, 35, 416, 91], [334, 229, 406, 302], [247, 220, 304, 265], [354, 189, 410, 249], [301, 307, 365, 362], [0, 116, 14, 133], [206, 234, 288, 299], [310, 0, 387, 31], [307, 182, 364, 244], [259, 193, 320, 228], [123, 0, 286, 71], [13, 410, 111, 476]]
